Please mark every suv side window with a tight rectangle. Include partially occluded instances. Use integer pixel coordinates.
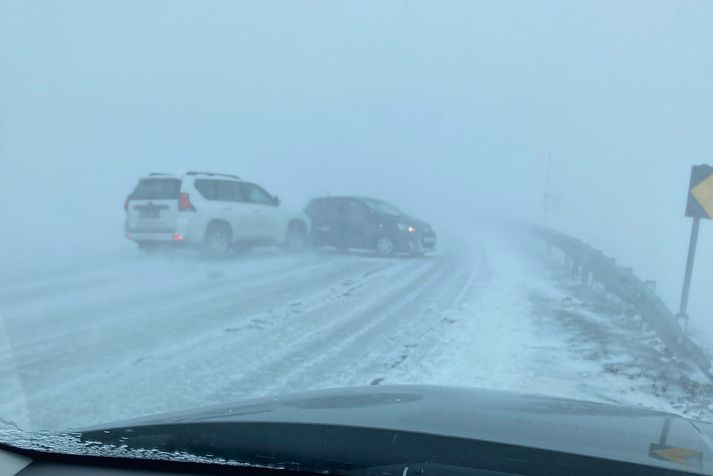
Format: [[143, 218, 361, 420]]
[[218, 181, 247, 202], [194, 179, 218, 200], [195, 179, 246, 202], [243, 183, 275, 205]]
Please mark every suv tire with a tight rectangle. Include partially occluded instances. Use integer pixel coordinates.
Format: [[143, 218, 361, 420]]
[[202, 223, 232, 258]]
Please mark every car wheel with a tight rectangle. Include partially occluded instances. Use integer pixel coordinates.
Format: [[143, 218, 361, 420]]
[[202, 224, 231, 258], [283, 222, 308, 253], [375, 237, 396, 257]]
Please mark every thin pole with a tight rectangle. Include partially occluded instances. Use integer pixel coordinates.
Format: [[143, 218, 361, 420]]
[[678, 217, 701, 327], [543, 152, 552, 229], [659, 418, 672, 446]]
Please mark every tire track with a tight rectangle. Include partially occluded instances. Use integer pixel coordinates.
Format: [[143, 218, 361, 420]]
[[203, 254, 459, 401], [3, 256, 434, 430], [5, 256, 378, 375], [2, 253, 327, 324], [2, 254, 345, 362]]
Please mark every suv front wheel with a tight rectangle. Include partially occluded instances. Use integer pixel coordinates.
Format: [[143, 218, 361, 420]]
[[283, 221, 308, 253]]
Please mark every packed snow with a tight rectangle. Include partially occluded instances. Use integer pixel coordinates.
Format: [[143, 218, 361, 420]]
[[1, 226, 711, 433]]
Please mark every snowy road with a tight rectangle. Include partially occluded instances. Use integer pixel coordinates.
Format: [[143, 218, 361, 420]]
[[1, 231, 712, 432]]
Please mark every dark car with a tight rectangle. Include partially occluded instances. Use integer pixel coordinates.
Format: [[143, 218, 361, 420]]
[[305, 196, 437, 257]]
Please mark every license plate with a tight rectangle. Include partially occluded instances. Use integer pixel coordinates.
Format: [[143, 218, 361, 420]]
[[140, 209, 160, 219]]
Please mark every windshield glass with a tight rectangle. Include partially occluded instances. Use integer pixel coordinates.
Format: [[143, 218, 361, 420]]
[[1, 0, 712, 472], [362, 198, 405, 216]]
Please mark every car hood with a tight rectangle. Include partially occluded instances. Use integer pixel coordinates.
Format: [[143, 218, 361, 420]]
[[84, 385, 713, 474]]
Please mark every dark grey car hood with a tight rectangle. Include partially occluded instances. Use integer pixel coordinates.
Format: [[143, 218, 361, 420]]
[[87, 385, 713, 474]]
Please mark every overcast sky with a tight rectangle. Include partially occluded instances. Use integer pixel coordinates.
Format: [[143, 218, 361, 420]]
[[1, 1, 712, 329]]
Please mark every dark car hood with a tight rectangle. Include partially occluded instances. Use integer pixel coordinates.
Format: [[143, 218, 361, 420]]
[[86, 385, 713, 474]]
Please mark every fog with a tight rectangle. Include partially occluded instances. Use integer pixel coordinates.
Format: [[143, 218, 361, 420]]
[[1, 1, 712, 331]]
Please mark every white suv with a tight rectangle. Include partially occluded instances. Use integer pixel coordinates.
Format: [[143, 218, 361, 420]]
[[124, 171, 310, 257]]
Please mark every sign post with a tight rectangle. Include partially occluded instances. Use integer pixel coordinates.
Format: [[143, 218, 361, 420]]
[[679, 164, 713, 329]]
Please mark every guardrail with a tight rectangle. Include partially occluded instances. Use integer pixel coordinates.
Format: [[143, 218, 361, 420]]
[[519, 223, 713, 382]]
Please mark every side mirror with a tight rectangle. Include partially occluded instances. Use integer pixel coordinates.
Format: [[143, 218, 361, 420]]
[[273, 195, 281, 207]]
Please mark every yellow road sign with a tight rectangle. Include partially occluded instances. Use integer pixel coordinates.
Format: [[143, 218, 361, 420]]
[[692, 173, 713, 219], [686, 165, 713, 219]]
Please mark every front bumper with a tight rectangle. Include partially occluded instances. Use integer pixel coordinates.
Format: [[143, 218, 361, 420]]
[[398, 230, 437, 253]]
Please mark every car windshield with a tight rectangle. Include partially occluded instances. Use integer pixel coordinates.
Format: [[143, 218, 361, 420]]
[[1, 0, 713, 473], [362, 198, 405, 217]]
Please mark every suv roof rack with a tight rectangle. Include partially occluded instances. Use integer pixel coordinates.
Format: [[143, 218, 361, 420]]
[[148, 172, 173, 176], [185, 171, 241, 180]]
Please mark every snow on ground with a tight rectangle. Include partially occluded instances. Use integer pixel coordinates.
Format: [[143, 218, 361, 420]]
[[1, 227, 711, 433], [407, 231, 713, 422]]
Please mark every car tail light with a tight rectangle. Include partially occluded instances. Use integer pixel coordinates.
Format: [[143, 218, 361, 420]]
[[179, 193, 196, 211], [172, 233, 184, 241], [124, 195, 131, 212]]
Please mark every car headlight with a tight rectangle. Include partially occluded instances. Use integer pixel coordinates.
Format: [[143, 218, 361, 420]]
[[398, 223, 416, 233]]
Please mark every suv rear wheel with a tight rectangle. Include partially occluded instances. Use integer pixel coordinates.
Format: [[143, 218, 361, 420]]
[[202, 223, 232, 258]]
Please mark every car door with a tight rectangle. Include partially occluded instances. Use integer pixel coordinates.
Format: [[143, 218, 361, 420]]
[[328, 198, 352, 248], [217, 181, 255, 240], [242, 183, 279, 241], [306, 198, 337, 246], [345, 199, 377, 249], [192, 179, 241, 240]]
